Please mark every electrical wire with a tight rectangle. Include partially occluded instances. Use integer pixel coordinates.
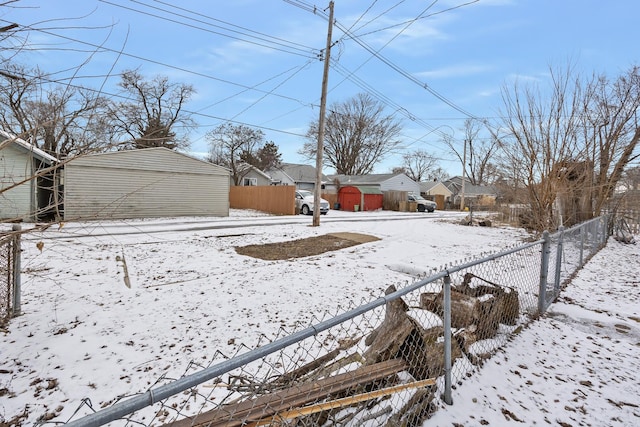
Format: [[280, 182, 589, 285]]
[[99, 0, 318, 59], [343, 0, 380, 35], [150, 0, 313, 51], [1, 20, 315, 108], [287, 0, 481, 120], [227, 59, 316, 122], [9, 68, 308, 139], [349, 0, 406, 36], [354, 0, 479, 38]]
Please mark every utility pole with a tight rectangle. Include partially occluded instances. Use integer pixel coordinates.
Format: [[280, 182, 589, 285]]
[[460, 139, 466, 211], [313, 1, 334, 227]]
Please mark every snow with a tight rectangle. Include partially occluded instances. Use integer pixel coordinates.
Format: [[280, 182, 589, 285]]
[[428, 237, 640, 426], [0, 209, 638, 426]]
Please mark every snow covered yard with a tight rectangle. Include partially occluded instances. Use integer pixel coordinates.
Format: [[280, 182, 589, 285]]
[[0, 209, 637, 426], [428, 238, 640, 426]]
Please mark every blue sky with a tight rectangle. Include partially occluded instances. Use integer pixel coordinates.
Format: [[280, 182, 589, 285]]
[[2, 0, 640, 176]]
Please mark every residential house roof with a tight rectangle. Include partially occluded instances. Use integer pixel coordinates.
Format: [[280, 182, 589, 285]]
[[0, 129, 58, 164], [268, 163, 329, 184], [328, 173, 401, 185], [237, 163, 273, 181], [419, 180, 453, 196], [444, 176, 497, 196], [341, 185, 383, 195]]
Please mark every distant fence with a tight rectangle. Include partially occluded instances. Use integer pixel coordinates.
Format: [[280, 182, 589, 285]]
[[0, 224, 21, 326], [607, 209, 640, 234], [62, 216, 610, 427], [229, 185, 296, 215], [230, 186, 338, 215]]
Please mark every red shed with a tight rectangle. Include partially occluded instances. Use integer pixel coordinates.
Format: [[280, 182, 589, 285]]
[[338, 185, 383, 211]]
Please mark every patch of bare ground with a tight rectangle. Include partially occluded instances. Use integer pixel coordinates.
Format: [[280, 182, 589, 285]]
[[235, 233, 380, 260]]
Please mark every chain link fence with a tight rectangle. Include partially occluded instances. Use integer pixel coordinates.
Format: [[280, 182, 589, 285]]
[[1, 225, 21, 327], [59, 216, 609, 427]]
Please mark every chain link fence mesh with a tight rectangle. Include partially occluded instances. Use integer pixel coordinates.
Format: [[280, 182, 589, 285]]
[[57, 216, 610, 427], [0, 233, 15, 326]]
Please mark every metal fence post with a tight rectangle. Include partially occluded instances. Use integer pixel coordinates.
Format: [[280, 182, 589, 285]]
[[579, 225, 584, 266], [553, 226, 564, 298], [11, 224, 21, 317], [443, 273, 453, 405], [538, 231, 550, 314]]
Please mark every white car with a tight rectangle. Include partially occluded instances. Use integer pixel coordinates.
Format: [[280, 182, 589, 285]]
[[295, 190, 330, 215], [408, 193, 437, 212]]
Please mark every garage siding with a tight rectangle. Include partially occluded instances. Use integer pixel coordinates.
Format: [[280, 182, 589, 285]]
[[64, 148, 230, 220], [0, 145, 35, 220]]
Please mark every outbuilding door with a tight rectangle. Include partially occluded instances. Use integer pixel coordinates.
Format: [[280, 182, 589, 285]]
[[338, 186, 383, 211], [338, 186, 360, 211]]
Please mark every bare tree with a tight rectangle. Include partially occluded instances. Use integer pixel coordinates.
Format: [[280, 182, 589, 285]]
[[112, 69, 195, 150], [398, 150, 441, 182], [0, 64, 114, 157], [206, 123, 266, 185], [494, 64, 585, 230], [443, 118, 498, 185], [300, 93, 402, 175], [580, 66, 640, 215], [496, 63, 640, 229], [619, 166, 640, 192], [495, 64, 640, 230]]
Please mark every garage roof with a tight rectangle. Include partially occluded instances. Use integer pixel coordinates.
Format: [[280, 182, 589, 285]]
[[345, 185, 383, 195]]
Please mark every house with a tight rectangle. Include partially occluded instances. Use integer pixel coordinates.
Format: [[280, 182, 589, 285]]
[[267, 163, 330, 191], [63, 147, 230, 220], [0, 130, 59, 222], [444, 176, 498, 208], [328, 173, 421, 194], [231, 164, 273, 186], [419, 181, 452, 210]]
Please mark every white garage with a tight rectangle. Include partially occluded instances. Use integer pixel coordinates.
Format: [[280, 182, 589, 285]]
[[63, 148, 230, 220], [0, 130, 59, 222]]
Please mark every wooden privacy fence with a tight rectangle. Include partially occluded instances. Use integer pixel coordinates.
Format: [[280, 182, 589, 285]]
[[383, 190, 419, 212], [383, 190, 407, 211], [230, 186, 296, 215], [230, 186, 338, 215]]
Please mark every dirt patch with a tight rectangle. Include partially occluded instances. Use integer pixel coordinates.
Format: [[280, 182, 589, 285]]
[[235, 233, 380, 260]]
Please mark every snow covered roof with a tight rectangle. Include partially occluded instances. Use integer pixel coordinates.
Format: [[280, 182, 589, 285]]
[[0, 129, 58, 164]]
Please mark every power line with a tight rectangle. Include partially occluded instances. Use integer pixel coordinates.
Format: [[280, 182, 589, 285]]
[[349, 0, 406, 36], [354, 0, 479, 38], [290, 0, 481, 120], [227, 60, 316, 122], [151, 0, 314, 52], [8, 68, 309, 140], [343, 0, 381, 35], [1, 19, 315, 108], [99, 0, 319, 59]]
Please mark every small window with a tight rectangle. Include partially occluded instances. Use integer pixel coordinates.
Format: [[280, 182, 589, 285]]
[[243, 177, 257, 186]]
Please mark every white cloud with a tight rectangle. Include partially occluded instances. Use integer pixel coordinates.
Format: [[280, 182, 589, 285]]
[[415, 64, 494, 79]]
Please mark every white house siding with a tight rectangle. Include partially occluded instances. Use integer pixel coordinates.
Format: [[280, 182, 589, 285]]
[[236, 169, 272, 186], [63, 148, 230, 220], [379, 174, 420, 194], [267, 169, 294, 186], [0, 144, 35, 220]]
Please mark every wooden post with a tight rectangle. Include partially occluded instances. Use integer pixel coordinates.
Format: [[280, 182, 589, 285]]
[[313, 1, 334, 227]]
